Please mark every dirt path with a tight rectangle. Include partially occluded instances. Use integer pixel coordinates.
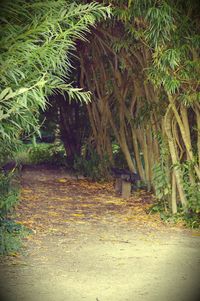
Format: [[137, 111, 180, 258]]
[[0, 166, 200, 301]]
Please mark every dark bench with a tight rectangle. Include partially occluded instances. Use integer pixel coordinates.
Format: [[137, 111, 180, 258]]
[[111, 167, 140, 198]]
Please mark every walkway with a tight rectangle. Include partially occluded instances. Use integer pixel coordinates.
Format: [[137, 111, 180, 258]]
[[0, 166, 199, 301]]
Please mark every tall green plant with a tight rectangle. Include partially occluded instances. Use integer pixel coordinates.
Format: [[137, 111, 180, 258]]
[[0, 0, 111, 157], [152, 134, 171, 209], [0, 0, 111, 254], [115, 0, 199, 193]]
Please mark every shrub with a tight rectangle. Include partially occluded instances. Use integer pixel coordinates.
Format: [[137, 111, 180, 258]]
[[0, 172, 27, 256], [0, 173, 19, 218], [29, 143, 53, 164], [18, 142, 67, 166], [0, 219, 32, 255], [73, 147, 110, 181], [148, 201, 200, 229]]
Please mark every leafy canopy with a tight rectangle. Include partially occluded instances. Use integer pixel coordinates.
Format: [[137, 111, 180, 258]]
[[0, 0, 111, 156]]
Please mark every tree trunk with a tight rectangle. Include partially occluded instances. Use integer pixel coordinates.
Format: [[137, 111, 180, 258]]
[[171, 171, 178, 214], [180, 105, 196, 184], [168, 94, 200, 181], [196, 107, 200, 168], [131, 128, 145, 179], [164, 106, 187, 208]]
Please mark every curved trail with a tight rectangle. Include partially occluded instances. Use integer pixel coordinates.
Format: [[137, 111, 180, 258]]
[[0, 166, 199, 301]]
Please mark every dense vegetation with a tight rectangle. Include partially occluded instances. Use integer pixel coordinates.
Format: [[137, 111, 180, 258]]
[[75, 0, 200, 215], [0, 0, 111, 254], [0, 0, 200, 254]]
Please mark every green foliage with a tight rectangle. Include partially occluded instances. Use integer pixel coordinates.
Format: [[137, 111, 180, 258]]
[[160, 211, 200, 229], [0, 173, 25, 256], [181, 161, 200, 213], [112, 0, 200, 100], [22, 142, 67, 166], [0, 0, 111, 152], [74, 147, 109, 181], [0, 173, 19, 218], [181, 211, 200, 229], [0, 138, 22, 168], [148, 200, 166, 214], [146, 3, 199, 96], [152, 151, 200, 224], [186, 184, 200, 213], [112, 143, 121, 155], [25, 144, 50, 165], [145, 2, 175, 47], [148, 201, 200, 228], [0, 219, 32, 255], [153, 162, 170, 201], [112, 143, 128, 168], [153, 134, 171, 203], [14, 145, 32, 166]]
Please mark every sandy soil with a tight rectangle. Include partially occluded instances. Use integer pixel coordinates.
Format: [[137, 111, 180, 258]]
[[0, 166, 200, 301]]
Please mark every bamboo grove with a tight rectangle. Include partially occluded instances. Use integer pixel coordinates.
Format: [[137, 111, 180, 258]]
[[75, 0, 200, 214]]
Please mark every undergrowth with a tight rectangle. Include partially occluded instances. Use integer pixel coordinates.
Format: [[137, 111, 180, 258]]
[[148, 201, 200, 229], [15, 142, 67, 167], [0, 218, 32, 256], [0, 172, 31, 256], [73, 147, 110, 181]]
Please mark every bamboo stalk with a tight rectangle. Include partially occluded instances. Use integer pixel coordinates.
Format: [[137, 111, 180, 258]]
[[171, 171, 178, 214], [164, 106, 187, 208], [196, 107, 200, 168], [168, 94, 200, 180], [131, 128, 145, 179]]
